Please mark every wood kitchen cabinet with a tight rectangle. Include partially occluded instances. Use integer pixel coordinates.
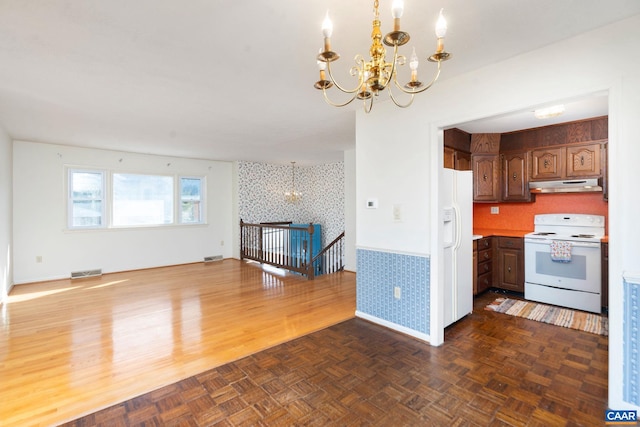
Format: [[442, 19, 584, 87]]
[[566, 143, 602, 178], [495, 237, 524, 293], [445, 147, 471, 170], [531, 147, 564, 180], [473, 240, 478, 294], [502, 151, 531, 202], [476, 237, 492, 294], [444, 128, 472, 171], [472, 154, 500, 202]]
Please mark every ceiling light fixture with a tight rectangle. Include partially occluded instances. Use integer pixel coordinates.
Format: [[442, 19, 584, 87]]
[[534, 104, 566, 119], [285, 162, 301, 203], [314, 0, 451, 113]]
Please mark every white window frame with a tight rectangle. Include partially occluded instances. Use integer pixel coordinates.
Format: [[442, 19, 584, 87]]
[[178, 175, 206, 225], [67, 168, 207, 230], [67, 168, 107, 230]]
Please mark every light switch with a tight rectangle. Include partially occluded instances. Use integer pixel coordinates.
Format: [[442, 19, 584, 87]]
[[393, 204, 402, 222]]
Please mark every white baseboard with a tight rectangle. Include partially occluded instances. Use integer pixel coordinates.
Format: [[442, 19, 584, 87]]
[[355, 311, 431, 344]]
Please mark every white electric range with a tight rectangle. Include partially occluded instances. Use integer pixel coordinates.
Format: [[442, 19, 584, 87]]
[[524, 213, 605, 313]]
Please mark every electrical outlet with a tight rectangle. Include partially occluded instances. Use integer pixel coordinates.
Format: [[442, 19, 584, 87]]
[[220, 240, 225, 246], [491, 206, 499, 214], [36, 256, 42, 263], [394, 286, 401, 299]]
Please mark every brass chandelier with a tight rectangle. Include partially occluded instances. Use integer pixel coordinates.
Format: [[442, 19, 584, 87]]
[[284, 162, 301, 203], [314, 0, 451, 113]]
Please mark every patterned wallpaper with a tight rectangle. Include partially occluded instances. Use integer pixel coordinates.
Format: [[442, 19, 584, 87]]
[[356, 248, 430, 335], [238, 161, 345, 246], [624, 277, 640, 406]]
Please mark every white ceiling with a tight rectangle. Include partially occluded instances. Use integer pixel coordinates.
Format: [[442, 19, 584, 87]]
[[0, 1, 638, 165]]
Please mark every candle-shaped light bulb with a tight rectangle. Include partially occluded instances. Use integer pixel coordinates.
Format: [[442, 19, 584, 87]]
[[409, 47, 419, 82], [392, 0, 404, 18], [322, 11, 333, 38], [435, 9, 447, 38], [392, 0, 404, 32], [409, 47, 419, 71]]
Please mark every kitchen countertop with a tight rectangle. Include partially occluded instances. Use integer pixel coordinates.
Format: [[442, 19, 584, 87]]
[[474, 228, 609, 243], [473, 228, 532, 238]]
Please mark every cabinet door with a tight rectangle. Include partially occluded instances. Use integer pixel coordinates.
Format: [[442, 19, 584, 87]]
[[455, 151, 472, 171], [502, 152, 530, 202], [531, 148, 564, 180], [566, 143, 601, 177], [497, 250, 524, 292], [472, 154, 500, 202], [473, 244, 478, 295], [444, 147, 455, 169]]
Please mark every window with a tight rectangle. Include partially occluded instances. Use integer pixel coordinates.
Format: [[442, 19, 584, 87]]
[[113, 174, 174, 226], [180, 177, 204, 224], [67, 169, 206, 229], [69, 169, 105, 229]]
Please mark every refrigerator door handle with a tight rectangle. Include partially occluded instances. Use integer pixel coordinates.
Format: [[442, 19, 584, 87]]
[[453, 205, 462, 250]]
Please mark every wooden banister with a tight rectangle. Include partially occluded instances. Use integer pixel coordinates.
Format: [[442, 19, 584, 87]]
[[240, 220, 344, 279], [311, 232, 345, 275]]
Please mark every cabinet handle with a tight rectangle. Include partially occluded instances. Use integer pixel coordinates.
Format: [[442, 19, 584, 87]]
[[483, 173, 488, 181], [484, 253, 489, 259], [581, 155, 585, 166], [543, 159, 549, 168], [508, 266, 511, 273], [512, 172, 517, 181]]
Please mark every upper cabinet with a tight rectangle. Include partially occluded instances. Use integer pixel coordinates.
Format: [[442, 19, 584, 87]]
[[462, 116, 608, 202], [502, 151, 531, 202], [444, 128, 472, 171], [531, 147, 564, 180], [566, 143, 602, 178], [472, 154, 500, 201]]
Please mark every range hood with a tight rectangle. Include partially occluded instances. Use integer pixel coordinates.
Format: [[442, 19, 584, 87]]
[[529, 178, 602, 194]]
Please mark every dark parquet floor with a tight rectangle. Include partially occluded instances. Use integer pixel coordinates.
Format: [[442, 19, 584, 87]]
[[62, 291, 608, 426]]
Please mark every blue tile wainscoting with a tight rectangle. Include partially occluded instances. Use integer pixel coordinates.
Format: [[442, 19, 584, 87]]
[[356, 248, 430, 341], [624, 275, 640, 406]]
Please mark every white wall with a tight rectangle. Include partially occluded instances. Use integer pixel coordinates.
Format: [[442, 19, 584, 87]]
[[0, 125, 12, 303], [12, 141, 233, 284], [356, 15, 640, 410]]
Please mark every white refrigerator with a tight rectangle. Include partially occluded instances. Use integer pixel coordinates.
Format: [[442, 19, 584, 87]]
[[441, 168, 473, 327]]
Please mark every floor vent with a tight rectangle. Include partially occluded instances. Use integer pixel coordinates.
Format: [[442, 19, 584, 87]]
[[204, 255, 223, 262], [71, 269, 103, 279]]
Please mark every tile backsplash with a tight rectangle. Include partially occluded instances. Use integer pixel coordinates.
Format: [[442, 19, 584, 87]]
[[473, 193, 608, 233]]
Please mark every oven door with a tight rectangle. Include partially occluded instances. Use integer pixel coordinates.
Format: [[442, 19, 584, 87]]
[[524, 238, 601, 292]]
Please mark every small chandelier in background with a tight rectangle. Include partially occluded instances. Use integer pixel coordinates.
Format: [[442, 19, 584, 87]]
[[314, 0, 451, 113], [285, 162, 302, 203]]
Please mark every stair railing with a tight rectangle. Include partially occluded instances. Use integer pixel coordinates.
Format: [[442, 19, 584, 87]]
[[240, 220, 345, 279], [240, 220, 316, 279], [311, 231, 345, 275]]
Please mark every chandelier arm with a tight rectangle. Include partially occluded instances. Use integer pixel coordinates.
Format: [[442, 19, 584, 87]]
[[393, 60, 443, 95], [322, 86, 360, 107], [388, 85, 415, 108], [325, 59, 364, 94], [385, 44, 403, 91], [362, 93, 375, 114]]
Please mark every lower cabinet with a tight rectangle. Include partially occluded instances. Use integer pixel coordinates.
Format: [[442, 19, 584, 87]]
[[476, 237, 492, 295], [494, 237, 525, 293]]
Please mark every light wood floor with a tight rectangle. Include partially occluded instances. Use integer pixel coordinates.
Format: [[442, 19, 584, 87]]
[[0, 260, 356, 427]]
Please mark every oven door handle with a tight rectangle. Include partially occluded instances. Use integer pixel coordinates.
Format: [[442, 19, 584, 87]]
[[526, 239, 601, 248]]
